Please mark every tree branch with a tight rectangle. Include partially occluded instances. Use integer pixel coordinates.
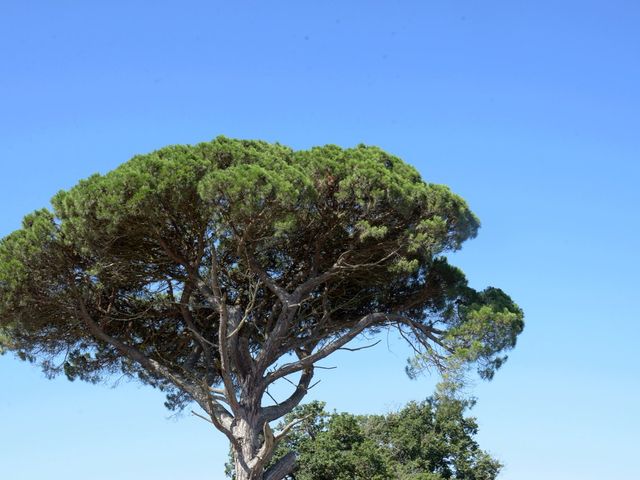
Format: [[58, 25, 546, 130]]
[[264, 451, 297, 480], [199, 383, 238, 448], [274, 413, 314, 444], [216, 296, 242, 416], [264, 312, 402, 384], [177, 284, 213, 368], [243, 245, 290, 304], [338, 339, 381, 352], [262, 366, 314, 422], [76, 296, 199, 402], [157, 237, 221, 309]]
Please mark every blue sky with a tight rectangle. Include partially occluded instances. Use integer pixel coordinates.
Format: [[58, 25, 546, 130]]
[[1, 1, 639, 479]]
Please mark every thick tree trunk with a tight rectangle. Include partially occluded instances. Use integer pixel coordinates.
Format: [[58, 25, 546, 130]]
[[232, 392, 296, 480], [233, 415, 265, 480], [231, 410, 296, 480]]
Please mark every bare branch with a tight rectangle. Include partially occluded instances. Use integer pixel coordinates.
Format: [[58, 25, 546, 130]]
[[263, 366, 314, 422], [200, 381, 236, 442], [405, 319, 453, 354], [338, 339, 381, 352], [191, 410, 214, 424], [157, 237, 220, 308], [255, 304, 299, 375], [227, 280, 260, 339], [210, 386, 227, 395], [339, 246, 401, 269], [308, 379, 321, 390], [274, 413, 314, 443], [265, 389, 280, 406], [177, 284, 213, 362], [217, 293, 241, 415], [265, 312, 405, 384], [75, 296, 199, 402], [291, 269, 338, 301], [243, 245, 290, 304], [396, 324, 422, 356]]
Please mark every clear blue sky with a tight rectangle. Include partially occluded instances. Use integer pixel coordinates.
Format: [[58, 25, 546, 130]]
[[1, 1, 638, 479]]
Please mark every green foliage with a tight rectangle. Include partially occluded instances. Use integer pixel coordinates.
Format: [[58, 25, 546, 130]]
[[0, 136, 523, 409], [0, 326, 11, 354], [264, 397, 501, 480]]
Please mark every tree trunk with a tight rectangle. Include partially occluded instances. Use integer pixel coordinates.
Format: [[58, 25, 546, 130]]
[[232, 414, 266, 480]]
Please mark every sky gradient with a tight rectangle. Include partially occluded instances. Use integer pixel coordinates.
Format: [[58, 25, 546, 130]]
[[1, 1, 639, 479]]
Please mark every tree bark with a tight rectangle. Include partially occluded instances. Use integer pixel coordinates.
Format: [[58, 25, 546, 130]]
[[233, 415, 263, 480], [264, 451, 296, 480], [231, 404, 277, 480]]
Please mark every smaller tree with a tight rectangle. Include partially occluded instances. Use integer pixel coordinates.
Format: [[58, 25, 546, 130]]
[[253, 396, 501, 480]]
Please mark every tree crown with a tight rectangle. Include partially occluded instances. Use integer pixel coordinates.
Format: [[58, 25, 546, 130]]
[[259, 396, 502, 480], [0, 136, 523, 409]]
